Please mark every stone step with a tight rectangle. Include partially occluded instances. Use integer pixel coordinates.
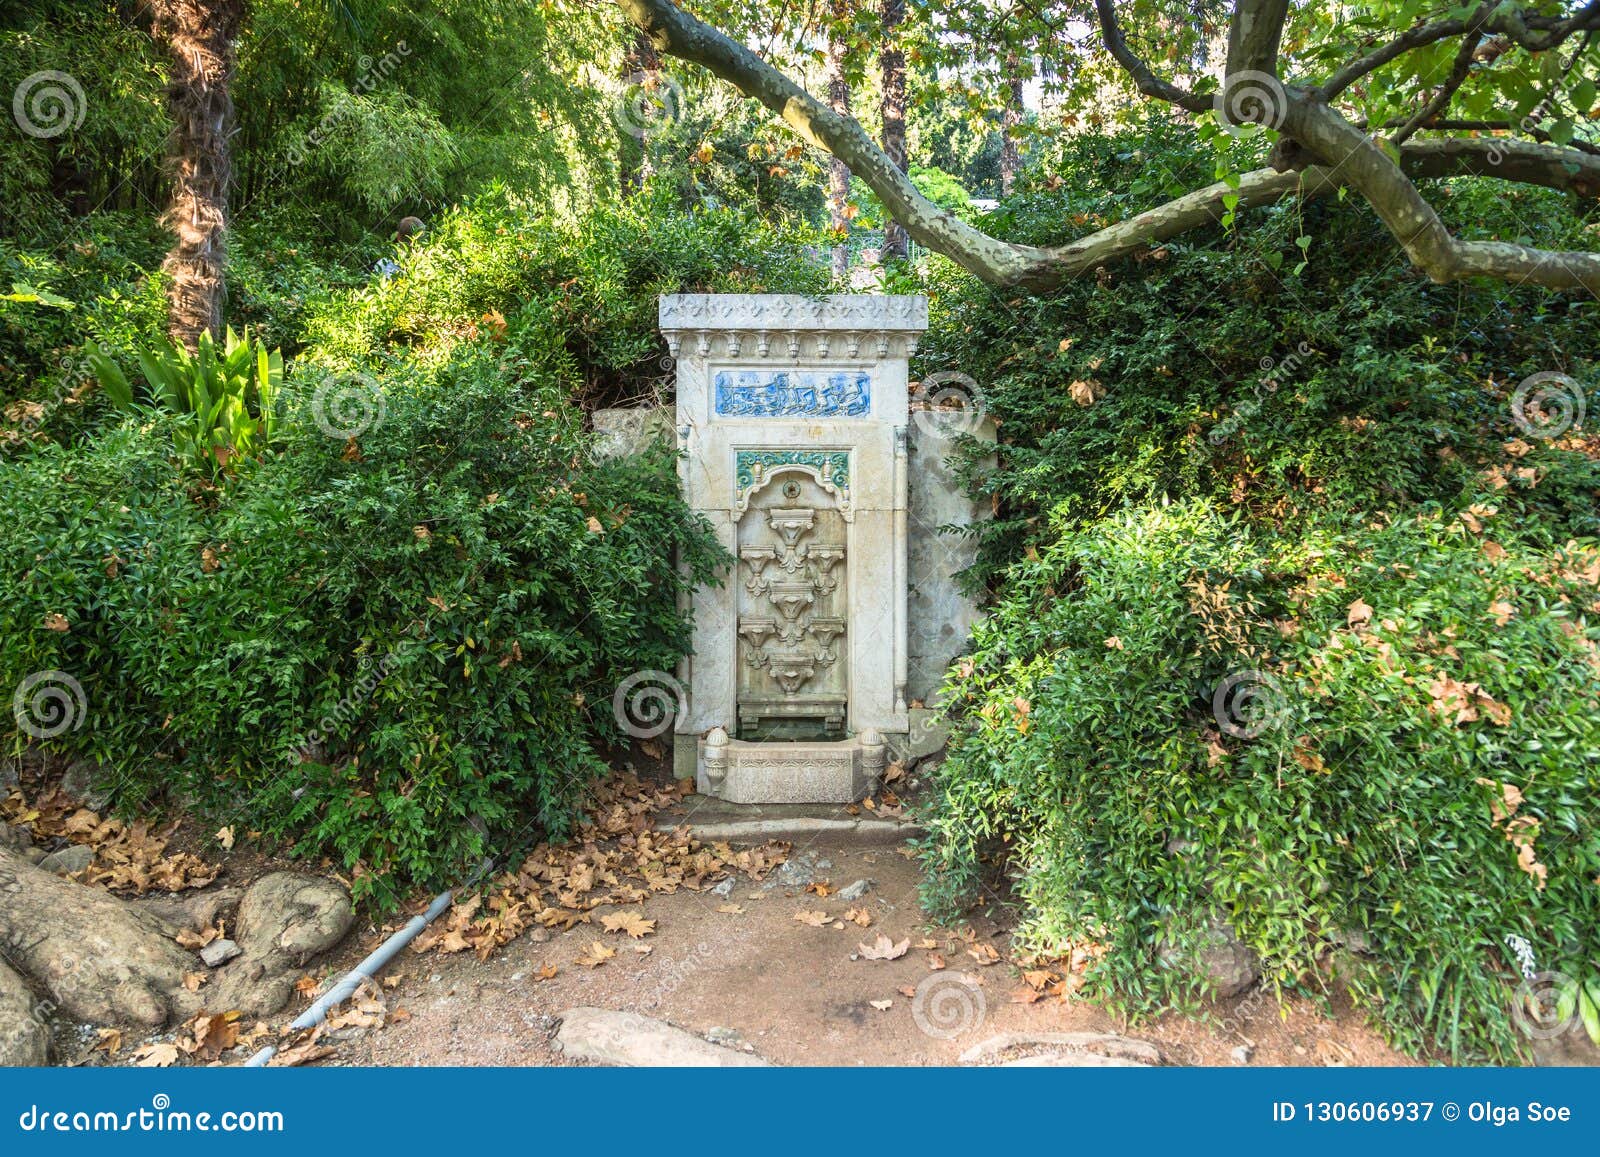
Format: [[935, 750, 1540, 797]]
[[656, 796, 922, 847]]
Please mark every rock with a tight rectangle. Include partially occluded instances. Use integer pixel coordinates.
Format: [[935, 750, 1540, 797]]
[[1331, 926, 1373, 955], [592, 407, 673, 461], [1231, 1044, 1254, 1065], [959, 1031, 1161, 1066], [835, 878, 874, 902], [37, 844, 93, 875], [0, 957, 48, 1066], [710, 878, 735, 897], [199, 939, 242, 968], [705, 1026, 747, 1049], [555, 1008, 769, 1067], [771, 851, 832, 889], [0, 822, 31, 854], [58, 759, 112, 810], [1158, 916, 1259, 999]]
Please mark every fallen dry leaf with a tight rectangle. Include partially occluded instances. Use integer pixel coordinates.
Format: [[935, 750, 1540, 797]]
[[575, 941, 616, 968], [859, 935, 910, 961], [845, 907, 872, 927], [716, 903, 745, 914], [600, 909, 656, 939], [869, 999, 893, 1011], [793, 909, 830, 927], [269, 1042, 336, 1068], [92, 1028, 122, 1056], [130, 1042, 179, 1068], [215, 825, 235, 851]]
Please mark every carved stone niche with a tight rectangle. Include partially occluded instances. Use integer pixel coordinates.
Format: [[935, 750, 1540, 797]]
[[665, 293, 926, 803]]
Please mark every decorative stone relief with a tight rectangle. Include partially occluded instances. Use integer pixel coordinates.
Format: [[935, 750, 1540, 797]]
[[667, 293, 927, 804]]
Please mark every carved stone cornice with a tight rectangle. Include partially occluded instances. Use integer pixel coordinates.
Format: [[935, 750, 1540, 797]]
[[660, 293, 928, 362]]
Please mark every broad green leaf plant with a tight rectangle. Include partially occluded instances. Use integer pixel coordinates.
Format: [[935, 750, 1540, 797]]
[[89, 327, 284, 478]]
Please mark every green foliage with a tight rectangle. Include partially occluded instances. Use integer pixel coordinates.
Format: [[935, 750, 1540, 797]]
[[89, 328, 284, 478], [0, 342, 724, 906], [917, 123, 1600, 1061], [920, 502, 1600, 1062]]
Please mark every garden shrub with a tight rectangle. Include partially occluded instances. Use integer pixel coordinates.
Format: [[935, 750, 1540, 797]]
[[915, 123, 1600, 1060], [0, 345, 723, 904], [920, 502, 1599, 1060]]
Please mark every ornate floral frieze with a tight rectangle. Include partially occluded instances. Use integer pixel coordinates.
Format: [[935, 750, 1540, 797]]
[[734, 450, 850, 513]]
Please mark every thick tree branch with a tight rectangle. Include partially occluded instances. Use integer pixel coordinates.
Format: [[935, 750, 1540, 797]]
[[1227, 0, 1291, 77], [618, 0, 1600, 292], [1091, 0, 1211, 114], [617, 0, 1050, 284], [1282, 94, 1600, 293]]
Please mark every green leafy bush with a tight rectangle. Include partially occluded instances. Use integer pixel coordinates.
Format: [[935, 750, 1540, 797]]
[[916, 122, 1600, 1061], [0, 344, 723, 904], [920, 502, 1600, 1061]]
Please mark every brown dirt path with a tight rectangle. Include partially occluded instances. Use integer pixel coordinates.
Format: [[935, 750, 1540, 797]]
[[337, 842, 1409, 1068]]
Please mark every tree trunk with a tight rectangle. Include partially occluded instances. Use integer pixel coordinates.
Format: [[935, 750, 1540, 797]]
[[879, 0, 908, 261], [0, 845, 352, 1038], [826, 10, 853, 282], [1000, 52, 1024, 197], [146, 0, 242, 352], [620, 28, 660, 195]]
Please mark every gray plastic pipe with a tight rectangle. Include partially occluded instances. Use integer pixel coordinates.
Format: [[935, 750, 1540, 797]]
[[243, 889, 454, 1067]]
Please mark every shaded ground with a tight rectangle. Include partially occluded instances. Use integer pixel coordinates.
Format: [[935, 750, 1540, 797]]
[[339, 840, 1408, 1068]]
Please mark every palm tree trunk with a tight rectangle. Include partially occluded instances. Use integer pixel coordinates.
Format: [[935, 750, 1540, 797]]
[[146, 0, 243, 351]]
